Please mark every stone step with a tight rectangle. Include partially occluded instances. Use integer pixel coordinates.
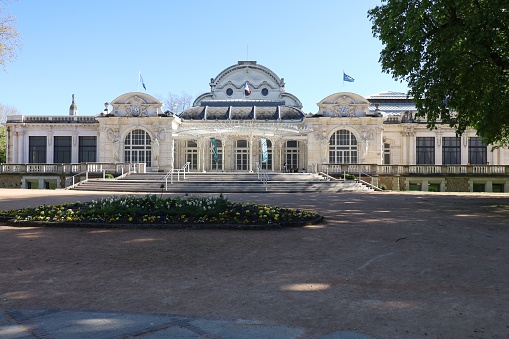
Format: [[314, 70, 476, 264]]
[[122, 172, 323, 182], [71, 178, 373, 193]]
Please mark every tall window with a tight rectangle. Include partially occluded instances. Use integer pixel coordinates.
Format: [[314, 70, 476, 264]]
[[124, 129, 151, 167], [469, 137, 487, 164], [235, 139, 249, 170], [79, 136, 97, 162], [383, 143, 391, 164], [285, 140, 299, 171], [54, 136, 72, 163], [416, 137, 435, 164], [442, 137, 461, 165], [329, 130, 357, 164], [186, 140, 198, 170], [29, 136, 47, 163]]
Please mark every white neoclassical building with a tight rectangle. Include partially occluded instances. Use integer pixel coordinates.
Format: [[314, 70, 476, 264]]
[[4, 60, 509, 191]]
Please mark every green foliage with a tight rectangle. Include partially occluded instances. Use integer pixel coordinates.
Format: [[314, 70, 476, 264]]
[[344, 174, 356, 180], [368, 0, 509, 146], [105, 173, 115, 179], [0, 126, 5, 163]]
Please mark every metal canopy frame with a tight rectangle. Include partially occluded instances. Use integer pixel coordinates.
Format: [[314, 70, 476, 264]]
[[174, 122, 313, 137]]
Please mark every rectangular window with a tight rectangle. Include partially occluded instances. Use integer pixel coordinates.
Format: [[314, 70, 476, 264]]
[[442, 137, 461, 165], [468, 137, 487, 164], [79, 136, 97, 162], [383, 143, 391, 165], [54, 136, 72, 163], [416, 137, 435, 165], [29, 136, 47, 163]]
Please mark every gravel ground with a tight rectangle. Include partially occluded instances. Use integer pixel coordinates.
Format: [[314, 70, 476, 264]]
[[0, 189, 508, 338]]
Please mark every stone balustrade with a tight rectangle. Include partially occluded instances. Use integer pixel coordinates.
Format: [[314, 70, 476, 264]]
[[319, 164, 509, 176], [0, 163, 146, 175]]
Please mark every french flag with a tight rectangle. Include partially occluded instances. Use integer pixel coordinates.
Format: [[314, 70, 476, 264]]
[[244, 81, 251, 95]]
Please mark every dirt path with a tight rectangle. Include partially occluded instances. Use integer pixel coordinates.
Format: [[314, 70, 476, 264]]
[[0, 190, 508, 338]]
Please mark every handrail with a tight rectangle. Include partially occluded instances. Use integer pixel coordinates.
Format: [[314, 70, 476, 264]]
[[164, 162, 191, 190], [65, 171, 89, 190], [318, 171, 337, 181], [256, 162, 269, 191], [357, 172, 382, 191], [358, 178, 383, 191]]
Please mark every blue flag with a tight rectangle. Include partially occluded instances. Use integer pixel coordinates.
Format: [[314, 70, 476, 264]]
[[343, 72, 355, 82], [140, 74, 146, 90]]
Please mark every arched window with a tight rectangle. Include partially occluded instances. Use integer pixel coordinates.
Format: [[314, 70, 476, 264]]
[[329, 130, 357, 164], [124, 129, 151, 167]]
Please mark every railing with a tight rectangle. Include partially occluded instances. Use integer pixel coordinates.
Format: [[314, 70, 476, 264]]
[[318, 164, 509, 176], [256, 162, 269, 191], [66, 171, 89, 190], [1, 162, 146, 175], [63, 163, 146, 189], [164, 162, 191, 190], [318, 172, 337, 181]]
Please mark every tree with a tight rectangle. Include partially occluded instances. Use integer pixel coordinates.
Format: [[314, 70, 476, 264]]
[[0, 103, 19, 162], [161, 92, 193, 115], [368, 1, 509, 146], [0, 0, 22, 70]]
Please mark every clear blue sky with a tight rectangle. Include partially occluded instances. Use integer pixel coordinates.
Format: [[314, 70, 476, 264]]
[[0, 0, 408, 116]]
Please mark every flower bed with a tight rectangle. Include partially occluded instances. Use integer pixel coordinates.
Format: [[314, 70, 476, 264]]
[[0, 194, 323, 229]]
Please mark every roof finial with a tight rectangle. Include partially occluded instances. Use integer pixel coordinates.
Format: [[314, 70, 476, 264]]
[[69, 94, 78, 116]]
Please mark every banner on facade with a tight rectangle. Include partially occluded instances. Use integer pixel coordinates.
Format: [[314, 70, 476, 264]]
[[260, 138, 268, 163], [210, 138, 219, 163]]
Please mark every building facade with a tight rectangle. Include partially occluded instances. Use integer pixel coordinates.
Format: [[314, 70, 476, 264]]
[[4, 61, 509, 191]]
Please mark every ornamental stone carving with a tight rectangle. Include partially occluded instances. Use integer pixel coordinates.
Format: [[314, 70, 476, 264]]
[[125, 96, 148, 117]]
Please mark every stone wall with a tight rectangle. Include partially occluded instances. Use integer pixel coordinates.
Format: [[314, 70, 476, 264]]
[[445, 177, 470, 192], [0, 175, 22, 188]]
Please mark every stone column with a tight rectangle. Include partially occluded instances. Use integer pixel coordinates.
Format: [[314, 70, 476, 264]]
[[170, 138, 175, 171], [249, 136, 255, 172]]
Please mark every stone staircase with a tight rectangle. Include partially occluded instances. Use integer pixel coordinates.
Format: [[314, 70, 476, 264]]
[[69, 172, 375, 193]]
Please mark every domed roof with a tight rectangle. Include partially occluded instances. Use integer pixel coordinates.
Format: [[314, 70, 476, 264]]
[[181, 61, 305, 121], [179, 100, 305, 121], [192, 61, 303, 109]]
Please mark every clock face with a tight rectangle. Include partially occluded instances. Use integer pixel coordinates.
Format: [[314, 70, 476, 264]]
[[132, 106, 141, 116], [340, 105, 349, 116]]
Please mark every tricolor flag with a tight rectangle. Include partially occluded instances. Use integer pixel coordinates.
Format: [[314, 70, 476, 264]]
[[140, 74, 146, 90], [244, 81, 251, 95], [343, 72, 355, 83]]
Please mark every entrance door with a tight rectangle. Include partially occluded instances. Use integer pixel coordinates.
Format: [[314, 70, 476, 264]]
[[185, 140, 198, 170], [235, 140, 249, 171], [285, 140, 299, 172]]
